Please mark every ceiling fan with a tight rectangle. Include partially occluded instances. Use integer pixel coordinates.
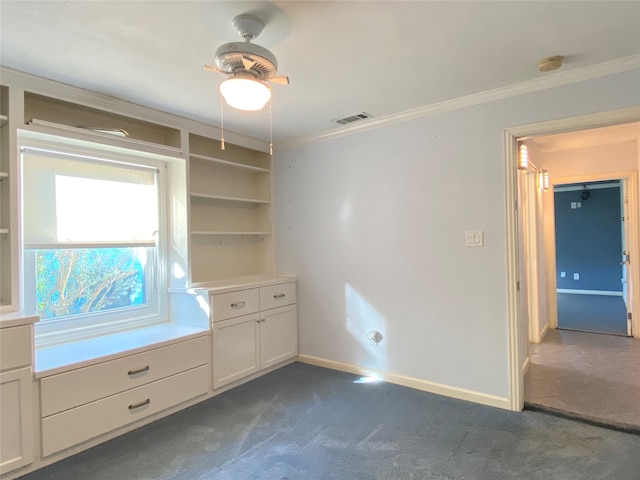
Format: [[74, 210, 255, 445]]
[[203, 14, 289, 111]]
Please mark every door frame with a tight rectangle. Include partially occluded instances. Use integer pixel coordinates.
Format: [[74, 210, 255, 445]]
[[504, 106, 640, 411]]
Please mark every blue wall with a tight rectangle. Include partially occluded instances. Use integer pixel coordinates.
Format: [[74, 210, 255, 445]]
[[554, 185, 622, 292]]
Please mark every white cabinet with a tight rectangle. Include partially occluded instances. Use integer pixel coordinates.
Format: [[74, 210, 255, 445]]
[[39, 334, 210, 457], [211, 281, 297, 389], [0, 322, 36, 475], [260, 305, 298, 370], [0, 368, 33, 474], [41, 365, 209, 457], [213, 314, 261, 387]]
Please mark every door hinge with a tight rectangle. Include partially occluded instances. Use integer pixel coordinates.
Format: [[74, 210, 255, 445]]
[[629, 312, 633, 321], [516, 280, 520, 291]]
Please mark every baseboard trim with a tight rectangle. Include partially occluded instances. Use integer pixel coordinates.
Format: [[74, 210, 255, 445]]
[[540, 322, 550, 341], [297, 354, 511, 410], [557, 289, 623, 296]]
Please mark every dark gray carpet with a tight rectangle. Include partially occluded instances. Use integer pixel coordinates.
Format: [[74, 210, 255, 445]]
[[557, 293, 628, 335], [20, 363, 640, 480]]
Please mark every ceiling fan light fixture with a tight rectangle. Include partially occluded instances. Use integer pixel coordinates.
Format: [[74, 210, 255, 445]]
[[219, 76, 271, 111]]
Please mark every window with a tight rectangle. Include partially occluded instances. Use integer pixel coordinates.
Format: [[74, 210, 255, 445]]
[[21, 140, 167, 346]]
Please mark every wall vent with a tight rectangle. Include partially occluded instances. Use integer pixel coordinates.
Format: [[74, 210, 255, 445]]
[[332, 112, 373, 125]]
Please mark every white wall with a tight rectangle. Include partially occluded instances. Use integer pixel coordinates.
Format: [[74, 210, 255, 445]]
[[274, 70, 640, 401]]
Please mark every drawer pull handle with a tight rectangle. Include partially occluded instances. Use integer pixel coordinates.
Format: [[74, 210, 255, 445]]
[[128, 399, 151, 410], [231, 301, 246, 308], [273, 293, 286, 299], [128, 366, 150, 376]]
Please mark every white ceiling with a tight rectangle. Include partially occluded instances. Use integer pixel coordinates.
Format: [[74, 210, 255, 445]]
[[1, 1, 639, 142], [529, 122, 640, 153]]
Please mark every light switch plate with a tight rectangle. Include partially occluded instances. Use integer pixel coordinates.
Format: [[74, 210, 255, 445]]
[[465, 230, 484, 247]]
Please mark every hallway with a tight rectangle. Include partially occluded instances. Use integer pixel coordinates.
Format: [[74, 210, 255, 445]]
[[524, 329, 640, 430]]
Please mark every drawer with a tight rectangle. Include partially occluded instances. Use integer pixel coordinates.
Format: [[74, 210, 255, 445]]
[[41, 365, 209, 457], [40, 336, 209, 417], [0, 325, 33, 372], [260, 283, 296, 310], [212, 288, 259, 322]]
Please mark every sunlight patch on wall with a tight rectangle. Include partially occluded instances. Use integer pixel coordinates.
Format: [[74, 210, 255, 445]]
[[345, 283, 388, 370]]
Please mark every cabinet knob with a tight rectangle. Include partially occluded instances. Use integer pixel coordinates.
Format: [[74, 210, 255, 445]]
[[231, 301, 246, 308]]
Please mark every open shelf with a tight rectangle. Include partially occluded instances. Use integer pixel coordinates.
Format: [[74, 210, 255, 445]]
[[0, 172, 7, 179], [189, 133, 270, 170], [24, 92, 182, 149], [0, 229, 8, 234], [189, 153, 269, 174], [0, 115, 7, 128], [190, 234, 273, 283], [189, 193, 270, 205], [191, 231, 272, 236]]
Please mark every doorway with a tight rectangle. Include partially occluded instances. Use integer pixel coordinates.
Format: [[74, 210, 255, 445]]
[[553, 179, 629, 336], [504, 107, 640, 414]]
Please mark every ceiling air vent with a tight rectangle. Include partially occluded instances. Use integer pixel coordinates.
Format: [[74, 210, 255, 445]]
[[332, 112, 373, 125]]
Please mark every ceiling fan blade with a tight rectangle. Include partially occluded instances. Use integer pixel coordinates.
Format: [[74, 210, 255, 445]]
[[242, 56, 257, 71], [202, 64, 223, 73], [268, 75, 290, 85]]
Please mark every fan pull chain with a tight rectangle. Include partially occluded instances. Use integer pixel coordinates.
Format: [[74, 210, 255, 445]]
[[269, 96, 273, 157], [220, 92, 226, 151]]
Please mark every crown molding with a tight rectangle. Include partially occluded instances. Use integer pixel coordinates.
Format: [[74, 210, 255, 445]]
[[285, 55, 640, 148]]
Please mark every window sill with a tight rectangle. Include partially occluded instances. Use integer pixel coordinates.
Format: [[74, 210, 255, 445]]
[[35, 322, 210, 378]]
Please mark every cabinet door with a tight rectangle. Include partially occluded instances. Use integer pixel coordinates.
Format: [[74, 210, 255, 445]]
[[260, 305, 298, 370], [213, 314, 260, 389], [0, 367, 33, 474]]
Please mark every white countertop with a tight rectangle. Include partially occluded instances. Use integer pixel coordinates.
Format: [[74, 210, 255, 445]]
[[183, 275, 297, 295], [0, 311, 40, 329], [35, 322, 209, 377]]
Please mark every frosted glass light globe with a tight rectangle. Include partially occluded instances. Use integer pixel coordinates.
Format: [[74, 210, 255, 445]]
[[220, 77, 271, 111]]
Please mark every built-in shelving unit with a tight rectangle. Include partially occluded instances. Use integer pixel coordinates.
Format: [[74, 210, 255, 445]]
[[24, 92, 181, 149], [188, 133, 273, 284], [0, 72, 278, 305], [0, 84, 13, 309]]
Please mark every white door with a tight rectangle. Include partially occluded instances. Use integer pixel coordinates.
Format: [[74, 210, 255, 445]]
[[260, 305, 298, 370], [621, 179, 632, 336], [212, 314, 260, 389], [517, 171, 530, 370]]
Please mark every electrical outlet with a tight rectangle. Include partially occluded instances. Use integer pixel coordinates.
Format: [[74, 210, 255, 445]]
[[577, 202, 581, 208], [573, 273, 580, 280], [571, 202, 577, 209], [560, 272, 566, 278]]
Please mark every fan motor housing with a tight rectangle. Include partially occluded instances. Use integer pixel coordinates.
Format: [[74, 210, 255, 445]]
[[214, 42, 278, 79]]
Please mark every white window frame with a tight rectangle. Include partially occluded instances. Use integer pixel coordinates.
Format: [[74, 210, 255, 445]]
[[19, 132, 170, 347]]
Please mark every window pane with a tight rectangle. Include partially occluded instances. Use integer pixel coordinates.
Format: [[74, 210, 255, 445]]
[[34, 247, 149, 320]]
